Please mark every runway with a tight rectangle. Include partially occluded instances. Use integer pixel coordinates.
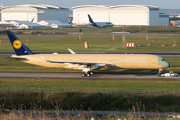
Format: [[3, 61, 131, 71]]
[[0, 72, 179, 80]]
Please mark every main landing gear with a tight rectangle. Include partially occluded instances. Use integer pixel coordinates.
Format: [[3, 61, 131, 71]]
[[81, 68, 94, 77], [81, 71, 94, 77]]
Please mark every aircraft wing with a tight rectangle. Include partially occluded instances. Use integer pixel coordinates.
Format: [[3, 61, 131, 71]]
[[41, 56, 96, 64], [41, 56, 121, 68]]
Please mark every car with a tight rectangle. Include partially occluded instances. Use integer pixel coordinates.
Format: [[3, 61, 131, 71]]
[[157, 71, 178, 77]]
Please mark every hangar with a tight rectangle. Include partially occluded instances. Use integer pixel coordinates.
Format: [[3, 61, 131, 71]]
[[38, 20, 72, 28], [6, 20, 43, 29], [1, 4, 69, 23], [72, 5, 169, 26]]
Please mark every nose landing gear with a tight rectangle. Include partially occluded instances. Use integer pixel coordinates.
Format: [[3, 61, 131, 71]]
[[157, 69, 162, 77]]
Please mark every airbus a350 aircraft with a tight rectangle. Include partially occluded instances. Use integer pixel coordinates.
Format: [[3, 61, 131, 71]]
[[7, 32, 171, 77], [88, 14, 113, 28]]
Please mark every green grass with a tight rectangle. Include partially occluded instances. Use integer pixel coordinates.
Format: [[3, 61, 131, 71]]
[[1, 34, 180, 52], [1, 78, 180, 92]]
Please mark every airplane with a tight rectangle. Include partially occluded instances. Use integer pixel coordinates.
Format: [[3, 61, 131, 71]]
[[88, 14, 113, 28], [170, 21, 180, 27], [7, 32, 171, 77]]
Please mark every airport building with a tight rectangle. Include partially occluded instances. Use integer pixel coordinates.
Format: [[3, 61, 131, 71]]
[[1, 4, 70, 23], [72, 5, 169, 26], [38, 20, 72, 28], [6, 20, 44, 29], [0, 6, 2, 21]]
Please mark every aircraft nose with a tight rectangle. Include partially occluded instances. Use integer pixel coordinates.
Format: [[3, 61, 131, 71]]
[[169, 63, 171, 67]]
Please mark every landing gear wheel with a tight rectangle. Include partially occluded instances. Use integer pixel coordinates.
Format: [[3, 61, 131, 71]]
[[87, 73, 91, 77], [81, 73, 86, 77], [157, 74, 160, 77], [81, 70, 94, 77], [90, 71, 94, 75]]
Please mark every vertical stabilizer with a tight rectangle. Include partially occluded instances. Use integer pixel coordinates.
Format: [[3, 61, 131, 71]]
[[7, 32, 34, 56], [171, 21, 176, 26], [88, 14, 94, 23]]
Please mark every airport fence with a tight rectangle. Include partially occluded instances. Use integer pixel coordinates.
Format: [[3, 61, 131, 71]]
[[1, 87, 180, 94]]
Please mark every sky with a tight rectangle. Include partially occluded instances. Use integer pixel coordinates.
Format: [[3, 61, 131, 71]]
[[0, 0, 179, 9]]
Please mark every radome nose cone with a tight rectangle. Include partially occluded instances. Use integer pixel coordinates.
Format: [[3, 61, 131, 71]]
[[169, 63, 171, 67]]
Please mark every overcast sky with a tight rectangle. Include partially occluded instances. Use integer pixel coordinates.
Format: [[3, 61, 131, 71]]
[[0, 0, 179, 9]]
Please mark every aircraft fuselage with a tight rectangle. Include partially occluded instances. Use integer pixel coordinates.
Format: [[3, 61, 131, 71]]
[[13, 54, 170, 71]]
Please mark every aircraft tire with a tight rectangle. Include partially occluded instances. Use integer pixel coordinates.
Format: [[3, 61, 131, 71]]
[[90, 71, 94, 75], [81, 73, 86, 77], [87, 73, 91, 77]]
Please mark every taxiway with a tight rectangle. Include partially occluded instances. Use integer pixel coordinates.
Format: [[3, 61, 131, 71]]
[[0, 72, 179, 80]]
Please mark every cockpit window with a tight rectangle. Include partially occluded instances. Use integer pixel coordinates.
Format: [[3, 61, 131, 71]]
[[158, 56, 167, 62], [161, 59, 165, 61]]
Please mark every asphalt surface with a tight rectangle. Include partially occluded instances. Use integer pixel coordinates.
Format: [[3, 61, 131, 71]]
[[9, 29, 180, 35], [0, 72, 179, 80]]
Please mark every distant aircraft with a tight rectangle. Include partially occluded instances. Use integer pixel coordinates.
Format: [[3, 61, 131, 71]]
[[88, 14, 113, 28], [0, 24, 14, 29], [170, 21, 180, 27], [7, 32, 171, 77]]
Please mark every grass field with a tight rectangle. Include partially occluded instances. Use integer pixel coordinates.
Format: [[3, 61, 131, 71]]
[[1, 78, 180, 92], [0, 34, 180, 52]]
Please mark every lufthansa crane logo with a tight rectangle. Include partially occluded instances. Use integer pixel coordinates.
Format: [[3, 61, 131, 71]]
[[13, 40, 22, 49]]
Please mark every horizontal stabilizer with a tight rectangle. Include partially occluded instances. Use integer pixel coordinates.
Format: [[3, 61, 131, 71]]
[[11, 55, 29, 61], [68, 48, 76, 54]]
